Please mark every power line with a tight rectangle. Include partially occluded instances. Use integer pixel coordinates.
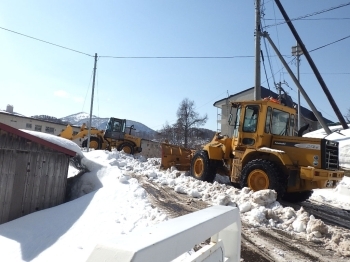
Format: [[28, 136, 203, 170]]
[[98, 55, 254, 59], [0, 25, 296, 60], [309, 35, 350, 52], [0, 26, 255, 59], [0, 26, 93, 57], [301, 73, 350, 75], [264, 17, 350, 20], [264, 2, 350, 28]]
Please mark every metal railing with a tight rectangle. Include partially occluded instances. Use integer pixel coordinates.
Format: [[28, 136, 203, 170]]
[[87, 205, 241, 262]]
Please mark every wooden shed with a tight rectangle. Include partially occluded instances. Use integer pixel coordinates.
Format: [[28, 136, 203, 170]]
[[0, 123, 75, 224]]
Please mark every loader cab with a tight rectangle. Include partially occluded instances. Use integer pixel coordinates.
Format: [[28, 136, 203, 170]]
[[228, 100, 296, 149], [104, 117, 127, 140], [229, 103, 260, 147]]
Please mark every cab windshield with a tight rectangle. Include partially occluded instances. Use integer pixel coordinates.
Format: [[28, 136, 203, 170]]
[[265, 108, 290, 136], [106, 118, 125, 133]]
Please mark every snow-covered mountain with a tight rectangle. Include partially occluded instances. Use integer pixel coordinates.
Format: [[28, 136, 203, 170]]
[[60, 112, 158, 137]]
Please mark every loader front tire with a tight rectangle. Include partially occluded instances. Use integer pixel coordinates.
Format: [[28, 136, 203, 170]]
[[82, 137, 102, 150], [240, 159, 286, 199], [190, 150, 216, 183], [118, 142, 134, 155]]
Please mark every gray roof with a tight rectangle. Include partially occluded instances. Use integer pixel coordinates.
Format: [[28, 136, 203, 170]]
[[213, 86, 334, 124]]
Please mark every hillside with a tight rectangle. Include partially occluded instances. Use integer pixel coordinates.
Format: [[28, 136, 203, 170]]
[[60, 112, 158, 139], [60, 112, 216, 143]]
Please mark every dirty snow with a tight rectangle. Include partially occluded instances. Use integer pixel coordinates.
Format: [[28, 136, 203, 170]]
[[0, 127, 349, 261]]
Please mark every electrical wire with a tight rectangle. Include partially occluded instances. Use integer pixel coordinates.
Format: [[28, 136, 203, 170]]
[[264, 17, 350, 21], [264, 2, 350, 28], [82, 69, 95, 112], [309, 35, 350, 52], [98, 55, 254, 59], [0, 26, 93, 57]]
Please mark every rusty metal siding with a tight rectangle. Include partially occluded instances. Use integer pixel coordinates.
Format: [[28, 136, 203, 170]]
[[0, 128, 70, 224]]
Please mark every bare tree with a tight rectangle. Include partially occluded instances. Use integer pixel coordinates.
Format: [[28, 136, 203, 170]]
[[158, 121, 182, 145], [176, 98, 208, 148]]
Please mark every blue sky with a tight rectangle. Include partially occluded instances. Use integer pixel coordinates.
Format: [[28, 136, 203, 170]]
[[1, 1, 349, 131]]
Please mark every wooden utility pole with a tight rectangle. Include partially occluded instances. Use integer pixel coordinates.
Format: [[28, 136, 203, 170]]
[[87, 53, 98, 152]]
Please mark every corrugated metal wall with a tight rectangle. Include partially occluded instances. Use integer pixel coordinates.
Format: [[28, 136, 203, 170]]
[[0, 130, 70, 224]]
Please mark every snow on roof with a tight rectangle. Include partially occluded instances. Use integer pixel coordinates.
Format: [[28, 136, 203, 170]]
[[20, 129, 83, 157]]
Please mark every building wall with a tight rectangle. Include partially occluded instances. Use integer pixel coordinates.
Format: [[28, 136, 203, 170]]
[[0, 112, 81, 137], [0, 130, 70, 224]]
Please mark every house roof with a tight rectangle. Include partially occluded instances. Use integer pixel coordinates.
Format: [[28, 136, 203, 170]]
[[0, 122, 76, 156], [213, 86, 334, 124]]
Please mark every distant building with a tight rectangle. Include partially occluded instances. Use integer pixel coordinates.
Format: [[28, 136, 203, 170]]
[[213, 86, 334, 136], [0, 105, 81, 137]]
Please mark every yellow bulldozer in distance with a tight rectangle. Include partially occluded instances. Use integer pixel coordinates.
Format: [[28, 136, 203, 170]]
[[59, 117, 142, 154], [161, 98, 344, 201]]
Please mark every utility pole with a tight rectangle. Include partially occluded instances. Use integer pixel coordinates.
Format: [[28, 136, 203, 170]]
[[276, 82, 281, 101], [262, 32, 331, 134], [274, 0, 348, 130], [254, 0, 261, 100], [87, 53, 98, 152], [292, 43, 302, 130]]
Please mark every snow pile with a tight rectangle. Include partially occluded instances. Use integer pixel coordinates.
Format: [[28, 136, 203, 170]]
[[142, 162, 350, 257], [0, 150, 167, 262], [1, 124, 350, 260], [304, 126, 350, 169]]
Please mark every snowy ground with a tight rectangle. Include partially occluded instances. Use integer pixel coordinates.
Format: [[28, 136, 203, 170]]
[[0, 127, 349, 261]]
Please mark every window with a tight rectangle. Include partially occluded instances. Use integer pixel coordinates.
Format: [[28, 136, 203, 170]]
[[35, 125, 42, 131], [242, 105, 259, 133], [265, 107, 272, 133], [230, 105, 241, 138], [270, 109, 290, 136], [113, 121, 121, 132], [290, 114, 295, 136], [45, 126, 55, 134], [26, 123, 32, 129]]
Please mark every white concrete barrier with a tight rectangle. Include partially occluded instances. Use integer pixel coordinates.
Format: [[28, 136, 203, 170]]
[[87, 205, 241, 262]]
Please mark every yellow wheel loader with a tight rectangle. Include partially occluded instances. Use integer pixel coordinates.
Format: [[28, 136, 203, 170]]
[[59, 117, 143, 154], [161, 98, 344, 201]]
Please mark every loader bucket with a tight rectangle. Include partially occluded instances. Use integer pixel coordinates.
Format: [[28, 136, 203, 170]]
[[160, 143, 194, 171], [59, 125, 73, 140]]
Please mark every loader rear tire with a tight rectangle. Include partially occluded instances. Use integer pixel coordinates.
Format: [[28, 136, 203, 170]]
[[240, 159, 287, 199], [190, 150, 216, 183], [82, 137, 102, 150], [118, 142, 134, 155]]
